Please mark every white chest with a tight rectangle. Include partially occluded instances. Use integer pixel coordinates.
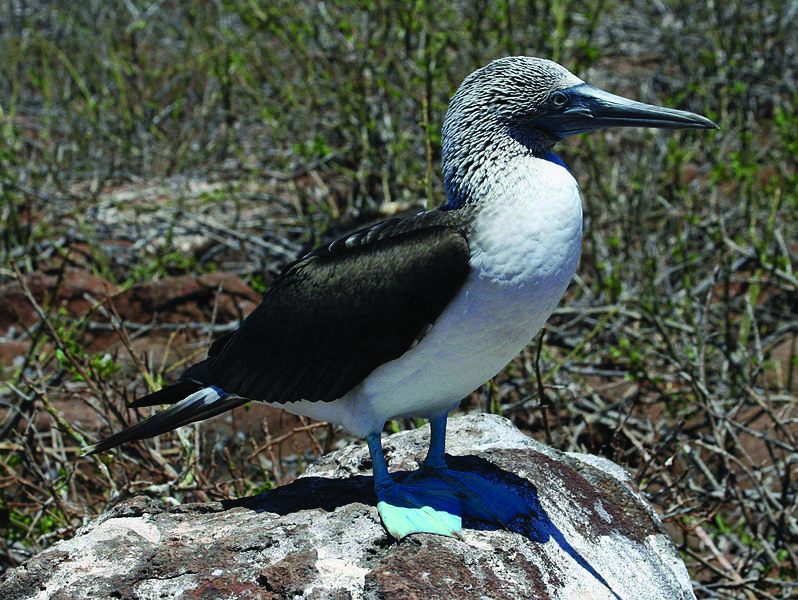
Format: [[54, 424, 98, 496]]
[[467, 156, 583, 295]]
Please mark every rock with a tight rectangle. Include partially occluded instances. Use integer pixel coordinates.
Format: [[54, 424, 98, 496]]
[[0, 414, 695, 600]]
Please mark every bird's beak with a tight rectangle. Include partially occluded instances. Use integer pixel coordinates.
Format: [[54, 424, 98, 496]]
[[532, 83, 718, 139]]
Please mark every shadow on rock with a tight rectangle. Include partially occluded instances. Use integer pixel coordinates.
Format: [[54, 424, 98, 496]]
[[221, 474, 376, 515]]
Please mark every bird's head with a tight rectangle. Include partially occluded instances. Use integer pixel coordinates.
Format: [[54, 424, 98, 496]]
[[441, 57, 717, 205]]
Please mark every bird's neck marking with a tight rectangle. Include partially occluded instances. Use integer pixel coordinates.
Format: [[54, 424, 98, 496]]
[[440, 197, 463, 211]]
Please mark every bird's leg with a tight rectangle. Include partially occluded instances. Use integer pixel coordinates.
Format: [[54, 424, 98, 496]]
[[420, 413, 449, 471], [366, 431, 392, 490], [366, 431, 463, 539]]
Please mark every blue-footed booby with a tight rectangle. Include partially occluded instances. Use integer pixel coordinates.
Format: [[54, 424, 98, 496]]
[[86, 57, 716, 539]]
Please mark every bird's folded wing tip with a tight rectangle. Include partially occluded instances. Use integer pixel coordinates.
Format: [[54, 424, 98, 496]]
[[80, 443, 99, 456]]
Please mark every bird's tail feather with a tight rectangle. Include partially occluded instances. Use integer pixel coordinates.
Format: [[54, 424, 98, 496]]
[[83, 385, 249, 455]]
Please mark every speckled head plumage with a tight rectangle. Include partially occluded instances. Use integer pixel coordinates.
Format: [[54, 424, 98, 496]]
[[441, 56, 717, 208], [444, 57, 584, 137], [441, 57, 583, 207]]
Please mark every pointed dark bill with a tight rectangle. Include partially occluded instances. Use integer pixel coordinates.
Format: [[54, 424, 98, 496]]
[[532, 83, 718, 139]]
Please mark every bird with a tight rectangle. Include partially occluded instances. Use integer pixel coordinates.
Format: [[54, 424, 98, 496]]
[[85, 57, 717, 540]]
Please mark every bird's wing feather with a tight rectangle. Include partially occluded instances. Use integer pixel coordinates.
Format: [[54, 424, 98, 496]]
[[206, 213, 471, 403]]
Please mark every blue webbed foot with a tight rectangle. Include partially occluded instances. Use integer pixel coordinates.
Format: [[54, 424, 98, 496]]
[[375, 477, 464, 540], [375, 467, 530, 539], [367, 415, 531, 539]]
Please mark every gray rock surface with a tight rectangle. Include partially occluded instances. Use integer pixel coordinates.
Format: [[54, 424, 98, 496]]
[[0, 414, 695, 600]]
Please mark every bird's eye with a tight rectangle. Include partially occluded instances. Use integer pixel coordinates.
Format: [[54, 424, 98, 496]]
[[551, 91, 568, 107]]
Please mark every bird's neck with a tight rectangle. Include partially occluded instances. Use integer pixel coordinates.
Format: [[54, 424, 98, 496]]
[[441, 130, 557, 210]]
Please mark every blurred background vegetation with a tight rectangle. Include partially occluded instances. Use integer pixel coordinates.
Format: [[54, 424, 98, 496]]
[[0, 1, 795, 598]]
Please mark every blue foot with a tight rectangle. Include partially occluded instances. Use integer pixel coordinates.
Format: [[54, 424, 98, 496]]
[[366, 419, 531, 540], [375, 477, 464, 540], [375, 468, 531, 539]]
